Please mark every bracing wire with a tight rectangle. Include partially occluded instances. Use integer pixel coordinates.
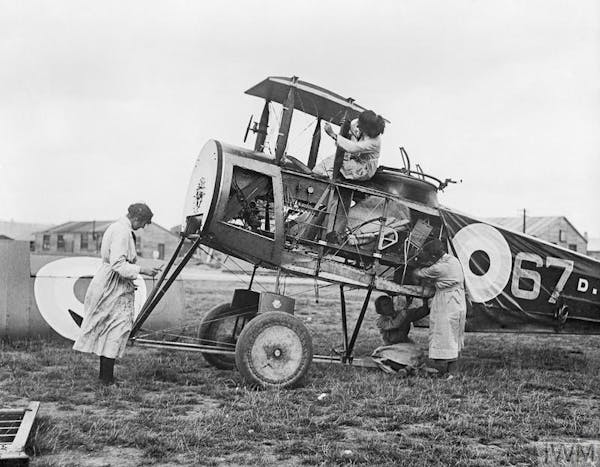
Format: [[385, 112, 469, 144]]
[[199, 246, 270, 293], [287, 118, 317, 150], [136, 270, 368, 343]]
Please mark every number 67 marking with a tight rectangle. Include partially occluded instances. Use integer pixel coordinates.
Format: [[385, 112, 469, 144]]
[[511, 253, 574, 302]]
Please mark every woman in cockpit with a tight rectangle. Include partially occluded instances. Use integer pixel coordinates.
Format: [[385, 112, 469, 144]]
[[314, 109, 386, 181]]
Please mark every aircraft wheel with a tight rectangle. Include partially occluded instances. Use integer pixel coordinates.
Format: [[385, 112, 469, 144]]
[[198, 303, 252, 370], [235, 311, 313, 388]]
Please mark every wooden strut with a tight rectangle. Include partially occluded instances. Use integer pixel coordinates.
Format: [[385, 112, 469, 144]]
[[275, 77, 297, 163], [345, 283, 374, 363], [307, 117, 321, 169], [339, 284, 349, 362], [254, 100, 270, 152], [331, 110, 351, 180], [130, 235, 202, 339], [318, 110, 352, 268], [248, 263, 259, 290]]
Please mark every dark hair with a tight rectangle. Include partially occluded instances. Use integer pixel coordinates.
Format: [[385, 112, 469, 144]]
[[358, 110, 386, 138], [374, 295, 395, 316], [423, 238, 445, 258], [127, 203, 153, 223]]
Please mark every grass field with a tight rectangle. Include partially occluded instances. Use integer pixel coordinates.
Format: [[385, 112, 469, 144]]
[[1, 279, 600, 466]]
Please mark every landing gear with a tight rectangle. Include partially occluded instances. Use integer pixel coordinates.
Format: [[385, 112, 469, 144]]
[[235, 312, 313, 388], [198, 302, 253, 370]]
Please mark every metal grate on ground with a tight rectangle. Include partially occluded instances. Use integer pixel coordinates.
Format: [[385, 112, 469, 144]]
[[0, 402, 40, 466]]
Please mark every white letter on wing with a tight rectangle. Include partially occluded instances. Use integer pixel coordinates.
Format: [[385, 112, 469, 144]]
[[577, 278, 589, 293]]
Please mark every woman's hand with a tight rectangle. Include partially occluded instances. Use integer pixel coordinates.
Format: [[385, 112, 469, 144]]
[[141, 265, 163, 277], [323, 122, 336, 140], [412, 269, 422, 283]]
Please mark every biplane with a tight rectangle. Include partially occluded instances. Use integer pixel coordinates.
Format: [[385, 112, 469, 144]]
[[129, 76, 600, 388]]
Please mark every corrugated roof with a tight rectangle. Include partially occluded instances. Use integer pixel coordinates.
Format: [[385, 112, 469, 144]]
[[36, 220, 179, 238], [0, 220, 54, 241], [485, 216, 587, 242], [486, 216, 560, 235], [39, 221, 114, 234]]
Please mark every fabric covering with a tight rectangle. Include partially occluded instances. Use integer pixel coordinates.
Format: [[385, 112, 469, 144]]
[[416, 253, 467, 359], [314, 119, 381, 181], [371, 342, 424, 373], [440, 208, 600, 331], [73, 217, 141, 359]]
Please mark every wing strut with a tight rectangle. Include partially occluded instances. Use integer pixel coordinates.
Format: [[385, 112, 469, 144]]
[[332, 111, 351, 179], [254, 100, 270, 152], [275, 77, 297, 163], [307, 118, 321, 169]]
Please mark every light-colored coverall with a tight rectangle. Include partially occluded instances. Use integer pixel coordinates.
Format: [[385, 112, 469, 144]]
[[73, 217, 141, 359], [415, 253, 467, 360], [314, 119, 381, 181]]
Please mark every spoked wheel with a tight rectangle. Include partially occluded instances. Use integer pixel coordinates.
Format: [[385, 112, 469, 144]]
[[198, 302, 255, 370], [235, 311, 313, 388]]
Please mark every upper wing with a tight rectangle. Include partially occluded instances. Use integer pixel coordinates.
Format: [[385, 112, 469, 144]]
[[245, 76, 389, 125]]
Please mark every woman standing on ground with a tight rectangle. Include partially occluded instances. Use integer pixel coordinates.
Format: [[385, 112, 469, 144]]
[[413, 239, 467, 378], [73, 203, 162, 385]]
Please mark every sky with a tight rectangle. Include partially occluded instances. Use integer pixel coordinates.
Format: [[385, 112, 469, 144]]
[[1, 0, 599, 238]]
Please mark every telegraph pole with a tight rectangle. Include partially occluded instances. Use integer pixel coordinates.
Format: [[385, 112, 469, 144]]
[[522, 209, 526, 233]]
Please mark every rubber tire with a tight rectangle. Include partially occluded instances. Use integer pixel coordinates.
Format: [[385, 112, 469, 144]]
[[198, 303, 250, 370], [235, 311, 313, 389]]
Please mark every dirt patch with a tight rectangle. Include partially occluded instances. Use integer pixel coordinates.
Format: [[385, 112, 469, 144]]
[[31, 446, 144, 467], [31, 400, 137, 421], [401, 422, 435, 435], [211, 444, 304, 467], [176, 399, 221, 421], [471, 442, 507, 456], [341, 425, 396, 441], [0, 395, 33, 408], [561, 394, 599, 411]]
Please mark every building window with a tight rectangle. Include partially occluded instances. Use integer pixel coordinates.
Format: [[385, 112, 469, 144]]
[[568, 244, 577, 252], [157, 243, 165, 260], [57, 235, 65, 251], [559, 230, 566, 242], [42, 234, 50, 251], [29, 241, 35, 252], [80, 233, 89, 250], [94, 234, 102, 251]]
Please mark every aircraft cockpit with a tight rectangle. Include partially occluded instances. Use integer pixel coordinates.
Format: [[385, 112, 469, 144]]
[[242, 77, 449, 281], [179, 76, 458, 295]]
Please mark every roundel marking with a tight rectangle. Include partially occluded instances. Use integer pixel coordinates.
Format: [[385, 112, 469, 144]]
[[33, 257, 147, 341], [451, 223, 512, 303]]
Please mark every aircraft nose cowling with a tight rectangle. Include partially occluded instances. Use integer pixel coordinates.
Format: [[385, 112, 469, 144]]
[[182, 140, 222, 235]]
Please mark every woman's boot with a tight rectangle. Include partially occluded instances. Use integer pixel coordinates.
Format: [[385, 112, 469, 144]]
[[100, 356, 116, 385]]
